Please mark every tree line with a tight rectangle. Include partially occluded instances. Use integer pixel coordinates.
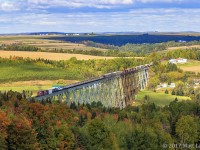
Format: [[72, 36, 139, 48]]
[[84, 40, 200, 55], [0, 91, 199, 149], [0, 43, 41, 52]]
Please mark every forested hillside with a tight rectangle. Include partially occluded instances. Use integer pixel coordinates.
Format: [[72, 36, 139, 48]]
[[47, 35, 200, 46], [0, 91, 200, 149]]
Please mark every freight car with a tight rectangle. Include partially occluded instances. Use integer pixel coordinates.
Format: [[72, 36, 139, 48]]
[[36, 86, 64, 97], [103, 71, 122, 78]]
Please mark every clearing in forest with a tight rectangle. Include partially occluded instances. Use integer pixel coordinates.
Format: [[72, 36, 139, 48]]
[[136, 90, 191, 106]]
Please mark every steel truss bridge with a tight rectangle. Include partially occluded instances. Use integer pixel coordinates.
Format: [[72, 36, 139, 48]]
[[31, 64, 151, 109]]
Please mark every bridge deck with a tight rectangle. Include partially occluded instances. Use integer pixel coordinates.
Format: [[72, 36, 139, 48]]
[[30, 64, 151, 102]]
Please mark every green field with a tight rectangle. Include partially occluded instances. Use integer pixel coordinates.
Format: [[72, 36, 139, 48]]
[[177, 60, 200, 67], [0, 86, 51, 95], [178, 60, 200, 73], [136, 90, 191, 106], [161, 59, 200, 73], [0, 63, 82, 83]]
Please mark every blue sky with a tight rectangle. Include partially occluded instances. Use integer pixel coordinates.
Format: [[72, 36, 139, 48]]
[[0, 0, 200, 33]]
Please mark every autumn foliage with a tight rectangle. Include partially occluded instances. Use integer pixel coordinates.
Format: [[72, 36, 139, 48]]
[[0, 90, 200, 149]]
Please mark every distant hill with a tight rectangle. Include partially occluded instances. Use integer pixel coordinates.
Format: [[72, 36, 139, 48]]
[[46, 34, 200, 46], [1, 31, 200, 36]]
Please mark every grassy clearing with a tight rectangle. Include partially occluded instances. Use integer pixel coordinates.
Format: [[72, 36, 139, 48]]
[[0, 63, 82, 83], [178, 60, 200, 73], [0, 86, 51, 95], [167, 45, 200, 51], [136, 90, 191, 106], [0, 80, 77, 95], [178, 60, 200, 67], [161, 60, 200, 73]]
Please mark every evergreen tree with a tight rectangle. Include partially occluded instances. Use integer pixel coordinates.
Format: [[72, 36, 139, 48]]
[[14, 101, 19, 108], [0, 99, 2, 107], [171, 89, 176, 95], [165, 89, 169, 94], [91, 112, 96, 119]]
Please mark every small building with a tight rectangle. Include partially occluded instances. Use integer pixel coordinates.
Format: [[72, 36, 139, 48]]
[[73, 33, 80, 36], [169, 59, 177, 64], [176, 58, 187, 64], [169, 83, 176, 88], [178, 40, 186, 43], [157, 83, 176, 89], [161, 83, 167, 88], [157, 83, 167, 89], [169, 58, 187, 64]]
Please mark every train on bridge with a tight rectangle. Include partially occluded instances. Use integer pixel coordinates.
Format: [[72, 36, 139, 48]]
[[31, 63, 152, 109], [36, 64, 152, 97]]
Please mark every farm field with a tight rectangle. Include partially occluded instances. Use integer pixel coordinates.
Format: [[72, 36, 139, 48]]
[[28, 41, 108, 51], [0, 50, 117, 60], [0, 63, 83, 83], [0, 35, 108, 51], [0, 80, 77, 95], [178, 60, 200, 73], [167, 45, 200, 51], [136, 90, 191, 106]]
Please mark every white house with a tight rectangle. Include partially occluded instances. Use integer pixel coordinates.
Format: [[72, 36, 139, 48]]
[[169, 83, 176, 88], [157, 83, 176, 89], [176, 58, 187, 64], [178, 40, 186, 43], [73, 33, 80, 36], [169, 59, 177, 64], [169, 58, 187, 64]]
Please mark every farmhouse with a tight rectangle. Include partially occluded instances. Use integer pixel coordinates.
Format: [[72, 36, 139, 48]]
[[157, 83, 176, 89], [169, 58, 187, 64], [169, 59, 176, 64]]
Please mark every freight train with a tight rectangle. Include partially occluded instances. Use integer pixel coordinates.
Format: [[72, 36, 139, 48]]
[[36, 64, 152, 97], [37, 87, 64, 97], [36, 72, 123, 97]]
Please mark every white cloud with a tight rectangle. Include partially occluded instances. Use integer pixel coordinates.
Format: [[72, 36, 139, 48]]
[[24, 0, 187, 9], [28, 0, 134, 5], [0, 8, 199, 33], [98, 0, 134, 4], [26, 0, 134, 9], [0, 0, 189, 12], [0, 1, 20, 11]]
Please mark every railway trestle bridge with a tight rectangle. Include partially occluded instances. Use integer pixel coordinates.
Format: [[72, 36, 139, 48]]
[[31, 64, 151, 109]]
